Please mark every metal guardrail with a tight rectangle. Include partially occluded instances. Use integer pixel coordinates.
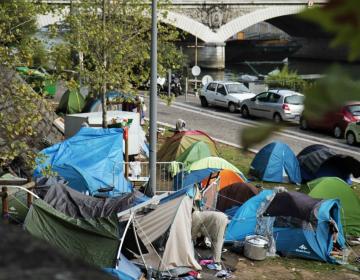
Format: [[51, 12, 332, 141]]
[[114, 161, 185, 193]]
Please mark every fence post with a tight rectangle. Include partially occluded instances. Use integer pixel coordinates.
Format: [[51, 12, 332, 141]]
[[185, 77, 188, 102], [1, 187, 9, 223]]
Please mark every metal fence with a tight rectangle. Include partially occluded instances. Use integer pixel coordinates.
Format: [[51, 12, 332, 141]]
[[113, 161, 185, 193]]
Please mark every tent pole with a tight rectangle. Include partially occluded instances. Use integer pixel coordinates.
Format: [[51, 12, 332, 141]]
[[116, 212, 134, 269]]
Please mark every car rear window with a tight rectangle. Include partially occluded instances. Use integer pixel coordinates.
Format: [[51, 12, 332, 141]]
[[348, 105, 360, 115], [226, 83, 250, 93], [284, 95, 304, 105]]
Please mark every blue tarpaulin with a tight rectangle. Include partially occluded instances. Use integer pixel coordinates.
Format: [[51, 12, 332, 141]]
[[34, 127, 132, 196], [104, 254, 142, 280]]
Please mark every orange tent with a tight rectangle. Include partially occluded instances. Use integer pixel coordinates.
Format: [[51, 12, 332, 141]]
[[202, 169, 245, 190]]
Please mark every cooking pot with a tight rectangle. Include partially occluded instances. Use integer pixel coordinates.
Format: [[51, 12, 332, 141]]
[[244, 235, 269, 261]]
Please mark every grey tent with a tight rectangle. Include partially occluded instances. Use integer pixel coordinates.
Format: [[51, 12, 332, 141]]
[[119, 192, 202, 277]]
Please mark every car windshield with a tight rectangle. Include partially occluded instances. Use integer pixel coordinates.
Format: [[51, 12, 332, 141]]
[[226, 83, 250, 93], [348, 105, 360, 116], [284, 95, 304, 105]]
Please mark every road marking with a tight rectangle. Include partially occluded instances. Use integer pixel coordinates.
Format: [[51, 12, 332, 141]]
[[157, 101, 360, 156]]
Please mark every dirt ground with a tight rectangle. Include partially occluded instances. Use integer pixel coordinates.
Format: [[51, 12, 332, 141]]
[[198, 246, 360, 280]]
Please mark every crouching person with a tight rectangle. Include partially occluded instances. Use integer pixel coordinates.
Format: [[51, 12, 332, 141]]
[[191, 210, 228, 270]]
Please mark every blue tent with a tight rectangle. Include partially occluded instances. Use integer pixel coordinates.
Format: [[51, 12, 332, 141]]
[[34, 127, 132, 196], [173, 168, 219, 190], [225, 190, 346, 263], [250, 141, 301, 184]]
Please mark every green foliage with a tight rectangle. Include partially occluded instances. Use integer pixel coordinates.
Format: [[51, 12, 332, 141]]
[[0, 0, 51, 67], [159, 93, 176, 106], [0, 69, 46, 169], [241, 124, 282, 151], [300, 0, 360, 61], [265, 65, 307, 92], [303, 65, 360, 120]]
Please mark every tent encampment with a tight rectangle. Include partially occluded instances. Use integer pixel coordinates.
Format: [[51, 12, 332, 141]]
[[34, 127, 132, 196], [297, 144, 360, 183], [57, 89, 85, 114], [250, 141, 301, 184], [216, 182, 259, 213], [24, 183, 141, 280], [307, 177, 360, 237], [225, 190, 346, 263], [157, 130, 218, 162]]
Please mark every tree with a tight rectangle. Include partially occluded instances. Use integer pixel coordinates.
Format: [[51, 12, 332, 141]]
[[0, 1, 56, 173], [265, 65, 307, 92], [53, 0, 185, 127]]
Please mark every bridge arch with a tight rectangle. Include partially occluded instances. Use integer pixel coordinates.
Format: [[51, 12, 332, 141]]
[[217, 5, 306, 42]]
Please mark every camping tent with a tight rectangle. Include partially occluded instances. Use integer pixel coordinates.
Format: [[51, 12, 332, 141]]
[[188, 157, 246, 179], [216, 182, 259, 213], [157, 130, 218, 162], [24, 184, 142, 279], [225, 190, 346, 263], [173, 168, 219, 190], [57, 89, 85, 114], [118, 189, 202, 277], [176, 141, 212, 168], [250, 141, 301, 184], [82, 91, 137, 113], [297, 144, 360, 183], [307, 177, 360, 237], [201, 169, 246, 190], [34, 127, 132, 196]]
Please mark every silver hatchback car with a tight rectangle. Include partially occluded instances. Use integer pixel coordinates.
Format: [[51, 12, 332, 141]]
[[240, 89, 304, 123]]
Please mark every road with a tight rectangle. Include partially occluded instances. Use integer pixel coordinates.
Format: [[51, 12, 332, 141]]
[[143, 93, 360, 160]]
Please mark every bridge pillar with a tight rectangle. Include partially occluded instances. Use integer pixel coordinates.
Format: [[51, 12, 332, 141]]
[[198, 42, 226, 70]]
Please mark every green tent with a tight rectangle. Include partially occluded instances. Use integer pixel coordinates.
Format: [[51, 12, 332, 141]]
[[176, 141, 212, 168], [307, 177, 360, 237], [57, 89, 85, 114], [158, 130, 218, 162], [25, 199, 120, 268], [188, 156, 245, 178]]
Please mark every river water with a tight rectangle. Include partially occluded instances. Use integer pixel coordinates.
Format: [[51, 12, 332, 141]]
[[199, 58, 360, 82]]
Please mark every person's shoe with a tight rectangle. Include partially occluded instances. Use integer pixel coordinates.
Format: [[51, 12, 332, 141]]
[[214, 263, 222, 271]]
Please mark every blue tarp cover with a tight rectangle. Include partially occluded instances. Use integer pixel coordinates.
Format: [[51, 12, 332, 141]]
[[34, 127, 132, 196], [104, 253, 142, 280]]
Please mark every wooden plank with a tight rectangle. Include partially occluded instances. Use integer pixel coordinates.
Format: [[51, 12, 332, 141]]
[[0, 178, 28, 186]]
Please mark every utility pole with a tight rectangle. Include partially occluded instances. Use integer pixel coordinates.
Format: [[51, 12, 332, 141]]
[[149, 0, 157, 194]]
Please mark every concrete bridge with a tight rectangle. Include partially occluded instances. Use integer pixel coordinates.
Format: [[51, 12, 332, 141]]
[[40, 0, 328, 68]]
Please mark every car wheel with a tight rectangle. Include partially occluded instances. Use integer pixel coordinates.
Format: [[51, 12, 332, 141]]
[[273, 113, 282, 124], [346, 132, 356, 145], [241, 105, 250, 118], [300, 117, 308, 130], [200, 97, 208, 107], [333, 125, 343, 138], [228, 102, 236, 113]]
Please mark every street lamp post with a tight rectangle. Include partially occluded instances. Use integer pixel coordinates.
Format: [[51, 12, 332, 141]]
[[149, 0, 157, 194]]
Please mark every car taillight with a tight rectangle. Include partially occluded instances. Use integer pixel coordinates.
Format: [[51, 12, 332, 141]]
[[344, 111, 356, 122], [282, 104, 290, 111]]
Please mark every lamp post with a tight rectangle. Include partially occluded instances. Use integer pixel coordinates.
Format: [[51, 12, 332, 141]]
[[149, 0, 157, 194]]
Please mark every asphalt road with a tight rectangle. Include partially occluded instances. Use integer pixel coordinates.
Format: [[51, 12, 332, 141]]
[[143, 93, 360, 160]]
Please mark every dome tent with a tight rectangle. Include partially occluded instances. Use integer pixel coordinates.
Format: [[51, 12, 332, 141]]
[[307, 177, 360, 237], [157, 130, 218, 162], [57, 89, 85, 114], [297, 144, 360, 184], [250, 141, 301, 184], [176, 141, 212, 168]]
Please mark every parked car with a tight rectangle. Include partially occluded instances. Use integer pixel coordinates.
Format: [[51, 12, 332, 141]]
[[199, 81, 255, 113], [240, 89, 304, 123], [345, 121, 360, 145], [300, 102, 360, 138]]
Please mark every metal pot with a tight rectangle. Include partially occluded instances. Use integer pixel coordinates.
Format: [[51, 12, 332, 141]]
[[244, 235, 269, 261]]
